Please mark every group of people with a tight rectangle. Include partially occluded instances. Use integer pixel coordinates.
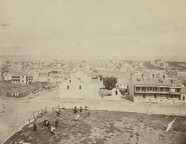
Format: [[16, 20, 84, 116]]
[[33, 118, 59, 134], [73, 106, 89, 121], [32, 106, 89, 134], [73, 106, 83, 114]]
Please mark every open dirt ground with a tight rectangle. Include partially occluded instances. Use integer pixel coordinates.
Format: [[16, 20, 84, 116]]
[[5, 109, 186, 144], [1, 88, 186, 143]]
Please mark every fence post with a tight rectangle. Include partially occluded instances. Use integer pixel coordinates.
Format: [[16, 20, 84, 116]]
[[28, 116, 30, 124], [33, 112, 37, 122], [45, 105, 47, 113], [147, 109, 149, 116]]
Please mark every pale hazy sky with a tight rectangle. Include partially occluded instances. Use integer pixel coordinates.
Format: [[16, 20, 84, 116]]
[[0, 0, 186, 57]]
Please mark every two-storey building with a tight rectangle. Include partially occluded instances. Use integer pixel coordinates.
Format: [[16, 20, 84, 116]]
[[131, 77, 182, 102]]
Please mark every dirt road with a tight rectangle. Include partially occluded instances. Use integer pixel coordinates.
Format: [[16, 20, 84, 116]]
[[0, 88, 59, 139], [1, 87, 186, 142]]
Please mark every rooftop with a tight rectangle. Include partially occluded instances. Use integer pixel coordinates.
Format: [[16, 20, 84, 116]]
[[132, 77, 181, 87]]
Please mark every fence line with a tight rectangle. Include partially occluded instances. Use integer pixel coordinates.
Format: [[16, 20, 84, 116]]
[[0, 106, 47, 144]]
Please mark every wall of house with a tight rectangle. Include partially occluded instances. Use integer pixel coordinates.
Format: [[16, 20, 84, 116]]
[[111, 88, 121, 97], [59, 76, 95, 99], [3, 74, 12, 81], [181, 94, 186, 101], [20, 76, 26, 84], [134, 93, 181, 103]]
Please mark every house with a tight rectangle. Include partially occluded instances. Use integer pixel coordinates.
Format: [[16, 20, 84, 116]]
[[11, 74, 33, 84], [166, 70, 178, 78], [33, 71, 49, 82], [48, 71, 63, 84], [98, 88, 122, 100], [131, 77, 182, 103], [59, 70, 103, 99], [3, 73, 33, 84], [111, 88, 122, 97], [3, 73, 12, 81]]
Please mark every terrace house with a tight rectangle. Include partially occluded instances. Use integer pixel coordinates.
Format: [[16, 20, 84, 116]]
[[132, 77, 182, 103]]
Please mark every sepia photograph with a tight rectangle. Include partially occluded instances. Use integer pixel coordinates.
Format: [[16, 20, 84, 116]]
[[0, 0, 186, 143]]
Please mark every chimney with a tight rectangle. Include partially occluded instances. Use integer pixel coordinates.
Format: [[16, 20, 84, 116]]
[[170, 79, 175, 84], [152, 74, 155, 79], [141, 73, 144, 78], [163, 75, 166, 80]]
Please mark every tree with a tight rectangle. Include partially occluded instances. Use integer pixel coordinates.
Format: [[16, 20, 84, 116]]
[[103, 76, 117, 90]]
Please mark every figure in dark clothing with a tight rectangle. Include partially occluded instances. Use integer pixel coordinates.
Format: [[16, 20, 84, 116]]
[[44, 120, 51, 127], [56, 109, 61, 117], [73, 106, 78, 114], [55, 119, 59, 127], [79, 107, 83, 112], [33, 123, 37, 131]]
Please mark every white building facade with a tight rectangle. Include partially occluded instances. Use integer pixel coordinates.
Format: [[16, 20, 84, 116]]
[[59, 71, 103, 99]]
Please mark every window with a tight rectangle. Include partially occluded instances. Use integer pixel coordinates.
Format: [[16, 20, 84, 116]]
[[142, 87, 146, 92], [153, 87, 157, 91], [67, 85, 69, 89], [22, 80, 24, 83], [69, 80, 71, 83], [115, 91, 118, 95], [176, 89, 181, 93], [143, 94, 145, 98], [154, 94, 157, 98], [160, 88, 163, 92], [136, 87, 140, 91], [79, 85, 82, 90]]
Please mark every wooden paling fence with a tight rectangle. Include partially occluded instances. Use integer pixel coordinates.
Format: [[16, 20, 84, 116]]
[[0, 106, 47, 144], [28, 107, 48, 124]]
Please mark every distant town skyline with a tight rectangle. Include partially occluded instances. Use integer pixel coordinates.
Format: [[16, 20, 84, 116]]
[[0, 0, 186, 57]]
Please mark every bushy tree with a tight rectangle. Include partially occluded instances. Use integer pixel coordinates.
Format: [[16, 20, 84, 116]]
[[103, 76, 117, 90]]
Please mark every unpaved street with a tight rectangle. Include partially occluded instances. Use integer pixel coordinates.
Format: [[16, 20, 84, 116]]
[[1, 87, 186, 142]]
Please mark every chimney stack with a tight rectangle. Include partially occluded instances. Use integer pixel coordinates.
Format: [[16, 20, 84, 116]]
[[152, 74, 155, 79], [141, 73, 144, 78], [163, 75, 166, 80]]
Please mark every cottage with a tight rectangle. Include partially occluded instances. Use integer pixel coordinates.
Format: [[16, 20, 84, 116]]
[[98, 88, 122, 100]]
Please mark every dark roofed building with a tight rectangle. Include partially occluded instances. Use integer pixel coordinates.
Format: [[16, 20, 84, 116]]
[[131, 77, 182, 103]]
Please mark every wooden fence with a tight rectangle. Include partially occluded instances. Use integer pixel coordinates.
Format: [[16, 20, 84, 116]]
[[0, 106, 47, 144]]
